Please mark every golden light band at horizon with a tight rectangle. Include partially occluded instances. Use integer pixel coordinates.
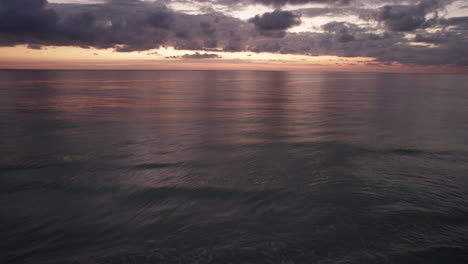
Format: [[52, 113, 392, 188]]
[[1, 45, 467, 73]]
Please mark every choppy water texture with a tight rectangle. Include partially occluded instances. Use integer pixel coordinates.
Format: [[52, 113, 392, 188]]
[[1, 70, 468, 264]]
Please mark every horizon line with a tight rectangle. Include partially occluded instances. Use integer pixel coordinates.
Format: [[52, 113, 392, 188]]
[[1, 68, 467, 75]]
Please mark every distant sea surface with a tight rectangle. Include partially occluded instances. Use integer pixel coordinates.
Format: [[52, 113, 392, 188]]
[[1, 70, 467, 264]]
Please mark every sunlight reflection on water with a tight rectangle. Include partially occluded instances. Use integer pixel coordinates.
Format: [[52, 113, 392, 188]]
[[0, 70, 467, 264]]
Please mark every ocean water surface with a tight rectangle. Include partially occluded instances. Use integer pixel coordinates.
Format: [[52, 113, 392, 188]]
[[0, 70, 467, 264]]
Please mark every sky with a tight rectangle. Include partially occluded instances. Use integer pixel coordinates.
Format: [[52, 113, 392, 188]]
[[0, 0, 467, 72]]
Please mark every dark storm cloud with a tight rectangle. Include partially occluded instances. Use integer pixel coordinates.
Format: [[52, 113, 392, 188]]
[[322, 22, 361, 42], [181, 52, 221, 59], [147, 11, 173, 29], [171, 13, 249, 52], [299, 7, 357, 17], [0, 0, 175, 49], [176, 30, 190, 39], [378, 5, 427, 31], [0, 0, 467, 67], [0, 0, 249, 51], [248, 0, 350, 7], [251, 41, 281, 52], [414, 32, 448, 43], [248, 16, 468, 66], [439, 16, 468, 30], [442, 16, 468, 26], [0, 0, 58, 33], [223, 32, 245, 52], [249, 10, 301, 31], [194, 0, 351, 8], [200, 22, 216, 35], [248, 10, 301, 38], [27, 43, 44, 50], [375, 0, 449, 31]]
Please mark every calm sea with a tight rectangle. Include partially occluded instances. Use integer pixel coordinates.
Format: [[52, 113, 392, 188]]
[[0, 70, 467, 264]]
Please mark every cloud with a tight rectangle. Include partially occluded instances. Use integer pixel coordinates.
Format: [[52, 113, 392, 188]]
[[439, 16, 468, 30], [249, 10, 301, 31], [181, 52, 221, 59], [248, 0, 350, 8], [322, 22, 359, 42], [27, 43, 43, 50], [191, 0, 350, 8], [414, 32, 447, 43], [146, 11, 173, 29], [0, 0, 466, 68], [0, 0, 58, 33], [378, 5, 426, 31], [1, 0, 48, 10], [0, 0, 246, 52], [251, 41, 282, 52], [200, 22, 216, 36], [299, 7, 358, 17], [375, 0, 450, 32]]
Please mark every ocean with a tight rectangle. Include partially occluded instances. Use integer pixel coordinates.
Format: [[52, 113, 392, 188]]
[[0, 70, 467, 264]]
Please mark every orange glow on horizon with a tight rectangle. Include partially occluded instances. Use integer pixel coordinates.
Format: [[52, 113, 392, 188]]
[[1, 45, 467, 74]]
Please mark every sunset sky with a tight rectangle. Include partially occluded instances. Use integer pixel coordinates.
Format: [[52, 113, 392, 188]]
[[1, 0, 467, 72]]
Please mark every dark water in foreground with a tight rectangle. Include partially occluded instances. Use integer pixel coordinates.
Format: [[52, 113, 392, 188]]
[[0, 70, 467, 264]]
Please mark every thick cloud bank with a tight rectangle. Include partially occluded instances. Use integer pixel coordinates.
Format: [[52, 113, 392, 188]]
[[1, 0, 467, 66]]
